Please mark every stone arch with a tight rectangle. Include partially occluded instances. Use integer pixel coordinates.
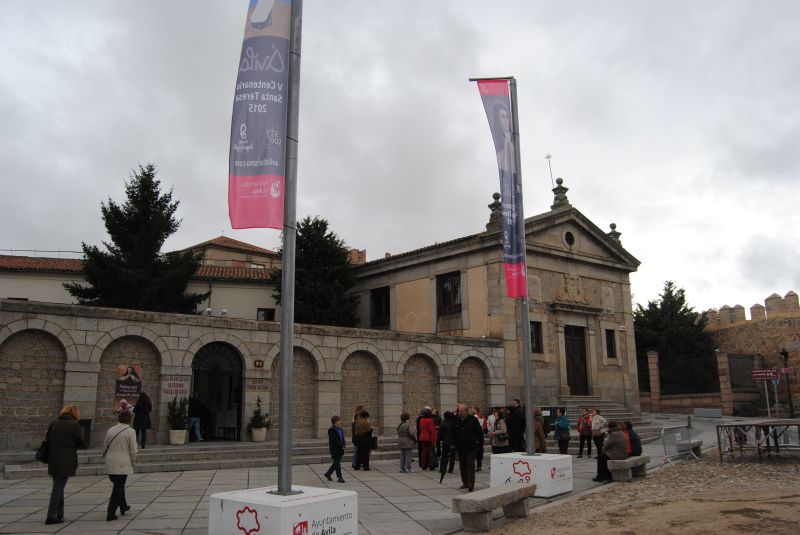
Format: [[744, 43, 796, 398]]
[[340, 351, 383, 431], [182, 331, 251, 369], [0, 319, 77, 362], [457, 357, 488, 413], [95, 335, 162, 446], [402, 354, 440, 415], [90, 325, 171, 366], [452, 349, 499, 380], [0, 329, 67, 449], [334, 342, 391, 377], [270, 347, 317, 437], [397, 345, 447, 378], [264, 336, 325, 374]]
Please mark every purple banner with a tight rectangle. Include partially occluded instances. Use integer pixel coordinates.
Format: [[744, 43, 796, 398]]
[[229, 0, 293, 230], [476, 79, 527, 298]]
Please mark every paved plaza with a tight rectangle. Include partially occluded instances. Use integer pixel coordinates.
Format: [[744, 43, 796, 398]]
[[0, 414, 719, 535]]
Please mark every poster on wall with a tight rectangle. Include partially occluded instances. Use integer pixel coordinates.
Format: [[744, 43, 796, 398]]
[[115, 364, 142, 413]]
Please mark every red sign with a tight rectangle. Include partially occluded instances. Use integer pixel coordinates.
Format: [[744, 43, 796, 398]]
[[752, 369, 779, 380], [781, 367, 794, 374]]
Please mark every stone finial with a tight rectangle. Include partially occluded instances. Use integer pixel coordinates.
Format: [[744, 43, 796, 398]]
[[784, 291, 799, 310], [486, 192, 502, 232], [750, 303, 766, 321], [607, 223, 622, 244], [550, 177, 572, 210]]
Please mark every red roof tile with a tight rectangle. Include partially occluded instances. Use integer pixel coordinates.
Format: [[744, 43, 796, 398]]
[[184, 236, 277, 256]]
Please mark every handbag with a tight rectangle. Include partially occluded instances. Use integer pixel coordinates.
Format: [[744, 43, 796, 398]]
[[35, 424, 53, 463], [370, 436, 378, 450]]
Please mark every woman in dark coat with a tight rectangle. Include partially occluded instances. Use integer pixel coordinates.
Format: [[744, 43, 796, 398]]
[[45, 405, 86, 525], [352, 410, 373, 470], [132, 392, 153, 448]]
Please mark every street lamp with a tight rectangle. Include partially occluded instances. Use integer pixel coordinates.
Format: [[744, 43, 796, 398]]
[[780, 348, 795, 418]]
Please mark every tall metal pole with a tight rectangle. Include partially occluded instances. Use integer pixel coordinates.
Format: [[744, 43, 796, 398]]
[[277, 0, 303, 495], [509, 78, 536, 455]]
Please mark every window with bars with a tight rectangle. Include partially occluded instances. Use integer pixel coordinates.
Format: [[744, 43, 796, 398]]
[[530, 321, 544, 353], [436, 271, 462, 318], [605, 329, 617, 358]]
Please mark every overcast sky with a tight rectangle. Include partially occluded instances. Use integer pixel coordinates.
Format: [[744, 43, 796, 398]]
[[1, 1, 798, 314]]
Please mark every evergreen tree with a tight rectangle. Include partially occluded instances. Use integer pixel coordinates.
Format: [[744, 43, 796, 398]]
[[633, 281, 716, 362], [64, 164, 208, 313], [271, 216, 360, 326]]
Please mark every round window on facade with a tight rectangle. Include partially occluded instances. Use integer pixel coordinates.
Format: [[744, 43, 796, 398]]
[[562, 230, 577, 250]]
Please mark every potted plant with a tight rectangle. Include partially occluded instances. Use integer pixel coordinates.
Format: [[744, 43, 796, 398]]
[[248, 396, 270, 442], [167, 396, 189, 445]]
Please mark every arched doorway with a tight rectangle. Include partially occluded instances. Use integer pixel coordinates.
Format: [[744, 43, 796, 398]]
[[457, 357, 488, 412], [403, 354, 440, 415], [341, 351, 382, 432], [270, 348, 317, 438], [192, 342, 243, 440]]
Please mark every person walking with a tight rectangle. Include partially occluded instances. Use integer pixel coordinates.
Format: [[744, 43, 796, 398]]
[[44, 405, 86, 525], [397, 412, 417, 473], [554, 408, 571, 454], [591, 408, 608, 458], [489, 408, 511, 454], [324, 415, 346, 483], [103, 411, 138, 521], [188, 394, 204, 442], [418, 407, 438, 470], [576, 407, 592, 458], [353, 410, 373, 470], [454, 403, 483, 492], [132, 392, 152, 449]]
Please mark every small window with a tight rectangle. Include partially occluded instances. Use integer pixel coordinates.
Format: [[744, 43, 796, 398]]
[[530, 321, 543, 353], [257, 308, 276, 321], [436, 272, 462, 318], [370, 287, 391, 329], [605, 329, 617, 358], [250, 263, 265, 269]]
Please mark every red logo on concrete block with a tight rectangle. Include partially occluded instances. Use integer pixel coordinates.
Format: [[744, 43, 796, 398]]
[[512, 460, 531, 478], [293, 520, 309, 535], [235, 506, 261, 535]]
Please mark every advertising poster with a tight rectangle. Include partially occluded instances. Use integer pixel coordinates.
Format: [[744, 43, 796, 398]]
[[115, 364, 142, 413]]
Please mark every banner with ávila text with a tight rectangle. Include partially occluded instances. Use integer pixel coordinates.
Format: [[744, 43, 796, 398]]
[[229, 0, 293, 229], [476, 79, 527, 298]]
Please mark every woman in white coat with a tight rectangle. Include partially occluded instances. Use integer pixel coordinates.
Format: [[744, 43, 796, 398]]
[[103, 411, 138, 521]]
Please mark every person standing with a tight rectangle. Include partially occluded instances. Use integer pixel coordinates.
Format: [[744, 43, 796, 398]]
[[397, 412, 417, 473], [353, 410, 373, 470], [489, 408, 511, 454], [132, 392, 152, 449], [591, 408, 608, 458], [350, 405, 364, 469], [533, 408, 548, 453], [44, 405, 86, 525], [188, 394, 204, 442], [554, 408, 571, 454], [472, 407, 486, 472], [506, 399, 526, 452], [103, 411, 138, 521], [438, 411, 457, 474], [431, 407, 443, 458], [454, 403, 483, 492], [418, 408, 438, 470], [324, 415, 346, 483], [576, 407, 592, 458]]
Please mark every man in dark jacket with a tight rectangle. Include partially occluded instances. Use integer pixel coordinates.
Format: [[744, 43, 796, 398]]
[[324, 415, 346, 483], [454, 403, 483, 492], [505, 399, 526, 452], [438, 411, 457, 473]]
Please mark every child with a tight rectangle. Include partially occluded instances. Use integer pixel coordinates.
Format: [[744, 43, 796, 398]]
[[397, 412, 417, 473], [324, 415, 346, 483]]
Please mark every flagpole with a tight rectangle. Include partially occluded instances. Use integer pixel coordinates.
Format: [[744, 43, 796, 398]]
[[508, 77, 536, 456], [277, 0, 303, 495]]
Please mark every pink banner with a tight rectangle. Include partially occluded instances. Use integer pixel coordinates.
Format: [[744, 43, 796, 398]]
[[228, 0, 293, 229]]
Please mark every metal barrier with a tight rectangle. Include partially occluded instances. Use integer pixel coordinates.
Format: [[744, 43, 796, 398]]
[[661, 425, 699, 465]]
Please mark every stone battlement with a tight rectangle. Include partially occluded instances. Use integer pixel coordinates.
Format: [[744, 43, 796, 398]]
[[705, 290, 799, 329]]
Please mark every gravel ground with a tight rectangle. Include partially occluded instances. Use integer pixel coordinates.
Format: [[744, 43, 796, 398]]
[[491, 453, 800, 535]]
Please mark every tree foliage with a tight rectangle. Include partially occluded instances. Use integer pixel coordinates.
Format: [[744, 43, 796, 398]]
[[271, 216, 359, 326], [64, 164, 208, 313], [633, 281, 716, 361]]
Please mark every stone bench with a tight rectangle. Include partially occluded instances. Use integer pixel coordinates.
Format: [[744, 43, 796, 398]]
[[451, 482, 537, 532], [677, 440, 703, 457], [607, 456, 650, 482]]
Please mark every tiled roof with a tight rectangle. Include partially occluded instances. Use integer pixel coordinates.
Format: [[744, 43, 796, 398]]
[[0, 255, 84, 273], [184, 236, 278, 256], [0, 255, 275, 283]]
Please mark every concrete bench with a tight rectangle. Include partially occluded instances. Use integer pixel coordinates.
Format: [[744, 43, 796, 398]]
[[607, 456, 650, 482], [451, 482, 537, 532], [677, 440, 703, 457]]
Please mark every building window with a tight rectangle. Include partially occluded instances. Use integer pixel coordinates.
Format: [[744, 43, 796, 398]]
[[250, 263, 265, 269], [530, 321, 543, 353], [257, 308, 276, 321], [605, 329, 617, 358], [370, 286, 390, 329], [436, 271, 462, 318]]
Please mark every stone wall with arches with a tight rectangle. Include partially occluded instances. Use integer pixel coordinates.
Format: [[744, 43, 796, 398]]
[[0, 300, 505, 444]]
